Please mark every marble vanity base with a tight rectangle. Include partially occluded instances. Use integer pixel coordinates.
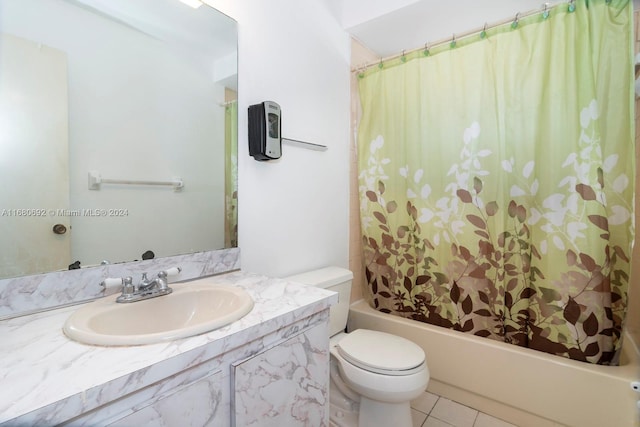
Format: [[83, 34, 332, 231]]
[[0, 270, 337, 427]]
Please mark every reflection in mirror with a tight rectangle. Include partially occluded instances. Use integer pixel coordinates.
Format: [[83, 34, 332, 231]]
[[0, 0, 238, 280]]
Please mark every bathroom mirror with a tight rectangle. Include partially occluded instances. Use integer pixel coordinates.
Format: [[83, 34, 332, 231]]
[[0, 0, 238, 279]]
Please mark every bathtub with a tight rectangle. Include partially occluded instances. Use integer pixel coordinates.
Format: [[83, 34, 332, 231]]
[[347, 300, 640, 427]]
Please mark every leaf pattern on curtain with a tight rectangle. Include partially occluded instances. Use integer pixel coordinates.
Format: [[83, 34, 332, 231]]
[[357, 0, 634, 365]]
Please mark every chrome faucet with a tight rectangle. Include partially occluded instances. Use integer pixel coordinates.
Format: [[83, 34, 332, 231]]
[[114, 267, 181, 303]]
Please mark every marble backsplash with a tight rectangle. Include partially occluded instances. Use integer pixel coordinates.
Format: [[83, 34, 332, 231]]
[[0, 248, 240, 320]]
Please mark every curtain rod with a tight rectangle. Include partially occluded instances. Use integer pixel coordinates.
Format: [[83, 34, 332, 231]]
[[353, 0, 580, 72]]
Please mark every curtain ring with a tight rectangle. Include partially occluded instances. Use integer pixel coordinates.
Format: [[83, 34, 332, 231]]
[[542, 3, 550, 19], [511, 12, 520, 29], [423, 42, 430, 56], [568, 0, 576, 12], [401, 50, 407, 62], [480, 23, 488, 39], [450, 33, 457, 48], [378, 58, 383, 69]]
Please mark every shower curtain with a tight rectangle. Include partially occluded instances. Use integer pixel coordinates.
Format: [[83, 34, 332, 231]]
[[357, 0, 634, 365], [224, 101, 238, 248]]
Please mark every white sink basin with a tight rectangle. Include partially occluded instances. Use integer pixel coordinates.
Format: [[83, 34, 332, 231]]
[[63, 282, 254, 346]]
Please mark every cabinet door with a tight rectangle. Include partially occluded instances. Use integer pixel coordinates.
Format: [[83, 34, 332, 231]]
[[61, 362, 225, 427], [108, 370, 224, 427], [232, 322, 329, 427]]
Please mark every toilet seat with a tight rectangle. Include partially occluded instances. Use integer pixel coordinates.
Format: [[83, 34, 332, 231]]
[[336, 329, 425, 376]]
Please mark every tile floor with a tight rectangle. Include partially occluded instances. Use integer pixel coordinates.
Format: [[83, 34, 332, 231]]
[[411, 391, 518, 427]]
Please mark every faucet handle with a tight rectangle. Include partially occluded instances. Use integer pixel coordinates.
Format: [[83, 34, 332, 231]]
[[155, 267, 180, 291], [100, 277, 123, 296], [115, 277, 136, 303], [122, 277, 134, 295], [156, 267, 182, 282], [163, 267, 182, 277], [101, 277, 122, 288]]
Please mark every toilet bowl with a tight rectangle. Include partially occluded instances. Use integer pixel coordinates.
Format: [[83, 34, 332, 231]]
[[285, 267, 429, 427]]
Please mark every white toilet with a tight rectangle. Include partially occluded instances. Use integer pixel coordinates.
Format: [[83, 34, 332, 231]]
[[286, 267, 429, 427]]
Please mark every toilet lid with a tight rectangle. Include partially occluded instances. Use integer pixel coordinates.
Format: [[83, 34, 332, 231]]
[[336, 329, 425, 376]]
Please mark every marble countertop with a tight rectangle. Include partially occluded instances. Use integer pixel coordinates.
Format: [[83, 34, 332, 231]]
[[0, 271, 338, 425]]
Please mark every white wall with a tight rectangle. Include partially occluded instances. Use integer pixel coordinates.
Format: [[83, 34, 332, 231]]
[[206, 0, 351, 277]]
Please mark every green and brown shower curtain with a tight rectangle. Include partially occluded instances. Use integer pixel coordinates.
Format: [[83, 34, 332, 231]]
[[357, 0, 634, 364]]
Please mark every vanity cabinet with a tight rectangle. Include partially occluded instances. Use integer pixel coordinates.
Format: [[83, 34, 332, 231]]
[[59, 360, 225, 427], [232, 322, 329, 427], [107, 370, 224, 427], [0, 272, 337, 427], [52, 312, 330, 427]]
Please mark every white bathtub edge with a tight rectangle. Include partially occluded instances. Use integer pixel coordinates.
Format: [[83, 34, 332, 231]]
[[348, 299, 640, 427]]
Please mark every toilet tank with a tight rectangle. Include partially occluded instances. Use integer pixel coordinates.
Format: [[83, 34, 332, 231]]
[[285, 267, 353, 337]]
